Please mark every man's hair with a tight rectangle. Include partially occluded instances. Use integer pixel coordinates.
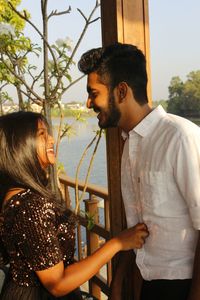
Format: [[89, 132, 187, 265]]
[[0, 111, 52, 206], [78, 43, 148, 104]]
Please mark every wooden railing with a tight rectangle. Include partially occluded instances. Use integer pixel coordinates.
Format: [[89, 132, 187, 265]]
[[59, 173, 111, 299]]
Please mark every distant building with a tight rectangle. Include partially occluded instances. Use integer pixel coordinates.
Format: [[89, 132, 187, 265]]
[[2, 103, 42, 114], [2, 104, 18, 113], [65, 103, 87, 111]]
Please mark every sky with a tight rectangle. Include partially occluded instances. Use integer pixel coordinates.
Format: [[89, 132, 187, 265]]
[[149, 0, 200, 101], [13, 0, 200, 103]]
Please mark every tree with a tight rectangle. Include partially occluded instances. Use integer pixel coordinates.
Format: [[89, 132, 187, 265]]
[[167, 76, 184, 115], [0, 0, 100, 200], [152, 99, 168, 111], [0, 0, 31, 111], [167, 71, 200, 117], [0, 27, 41, 110]]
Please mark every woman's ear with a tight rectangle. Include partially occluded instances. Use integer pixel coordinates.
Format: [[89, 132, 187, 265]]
[[117, 82, 128, 103]]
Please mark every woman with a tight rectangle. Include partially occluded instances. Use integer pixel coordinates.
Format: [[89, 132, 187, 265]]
[[0, 111, 148, 300]]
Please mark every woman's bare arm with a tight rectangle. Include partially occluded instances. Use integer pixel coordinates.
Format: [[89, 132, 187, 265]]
[[36, 223, 148, 297]]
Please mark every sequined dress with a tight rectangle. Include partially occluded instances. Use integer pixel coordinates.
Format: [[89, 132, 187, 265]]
[[0, 189, 82, 300]]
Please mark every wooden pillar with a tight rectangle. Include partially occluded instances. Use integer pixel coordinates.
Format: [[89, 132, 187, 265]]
[[100, 1, 151, 299]]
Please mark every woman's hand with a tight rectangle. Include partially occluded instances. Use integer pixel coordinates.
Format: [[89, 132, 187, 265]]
[[114, 223, 149, 251]]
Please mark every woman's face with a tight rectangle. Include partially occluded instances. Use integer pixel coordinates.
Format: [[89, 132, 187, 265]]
[[36, 120, 55, 169]]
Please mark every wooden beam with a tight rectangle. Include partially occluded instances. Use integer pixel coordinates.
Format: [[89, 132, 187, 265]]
[[101, 1, 151, 299], [101, 0, 151, 235]]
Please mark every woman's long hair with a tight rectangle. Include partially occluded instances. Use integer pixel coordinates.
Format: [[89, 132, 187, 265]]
[[0, 111, 52, 209]]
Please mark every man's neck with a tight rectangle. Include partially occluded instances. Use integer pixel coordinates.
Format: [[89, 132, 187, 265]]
[[120, 104, 152, 133]]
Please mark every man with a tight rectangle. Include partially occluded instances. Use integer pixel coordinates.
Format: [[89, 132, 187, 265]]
[[78, 43, 200, 300]]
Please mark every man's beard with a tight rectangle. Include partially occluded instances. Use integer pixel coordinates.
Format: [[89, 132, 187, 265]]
[[99, 93, 121, 129]]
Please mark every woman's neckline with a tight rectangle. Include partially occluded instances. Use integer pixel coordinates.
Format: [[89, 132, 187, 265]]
[[4, 188, 26, 201], [3, 188, 27, 210]]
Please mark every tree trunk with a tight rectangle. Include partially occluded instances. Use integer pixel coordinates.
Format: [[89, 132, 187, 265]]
[[41, 0, 63, 204], [16, 84, 24, 110]]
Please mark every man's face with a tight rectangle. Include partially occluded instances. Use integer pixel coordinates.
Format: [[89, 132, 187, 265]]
[[86, 72, 121, 129]]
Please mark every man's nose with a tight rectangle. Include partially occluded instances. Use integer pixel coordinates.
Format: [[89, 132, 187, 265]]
[[86, 98, 93, 109]]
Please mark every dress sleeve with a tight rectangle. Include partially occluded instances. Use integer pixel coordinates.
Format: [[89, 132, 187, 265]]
[[14, 194, 63, 271], [0, 216, 9, 266]]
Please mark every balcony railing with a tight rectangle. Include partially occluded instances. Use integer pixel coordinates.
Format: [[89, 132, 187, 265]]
[[59, 173, 111, 299]]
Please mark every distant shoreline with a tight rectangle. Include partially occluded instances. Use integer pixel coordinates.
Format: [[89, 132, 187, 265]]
[[188, 118, 200, 126], [51, 108, 96, 118], [52, 110, 200, 126]]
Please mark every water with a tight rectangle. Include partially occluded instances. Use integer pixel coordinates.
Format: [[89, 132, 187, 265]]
[[53, 117, 107, 255], [54, 117, 108, 188]]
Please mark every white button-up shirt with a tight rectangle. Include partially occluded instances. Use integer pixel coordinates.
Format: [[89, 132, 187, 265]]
[[121, 105, 200, 280]]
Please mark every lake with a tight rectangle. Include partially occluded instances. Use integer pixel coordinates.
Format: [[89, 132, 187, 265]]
[[53, 117, 107, 249], [54, 117, 108, 188]]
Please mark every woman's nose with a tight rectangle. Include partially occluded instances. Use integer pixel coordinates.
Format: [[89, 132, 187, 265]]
[[49, 134, 55, 144]]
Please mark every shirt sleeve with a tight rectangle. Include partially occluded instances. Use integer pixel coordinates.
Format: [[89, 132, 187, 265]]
[[174, 130, 200, 229], [14, 194, 63, 271]]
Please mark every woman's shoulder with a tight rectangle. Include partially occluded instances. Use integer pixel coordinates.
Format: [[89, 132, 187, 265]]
[[3, 189, 55, 215], [2, 189, 58, 233]]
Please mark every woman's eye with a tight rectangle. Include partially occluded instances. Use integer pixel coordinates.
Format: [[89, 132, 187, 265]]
[[39, 130, 46, 136]]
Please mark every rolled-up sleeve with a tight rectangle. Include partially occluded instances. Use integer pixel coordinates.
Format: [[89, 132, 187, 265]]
[[174, 131, 200, 229]]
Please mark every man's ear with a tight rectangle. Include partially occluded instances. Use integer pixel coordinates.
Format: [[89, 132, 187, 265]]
[[117, 82, 128, 102]]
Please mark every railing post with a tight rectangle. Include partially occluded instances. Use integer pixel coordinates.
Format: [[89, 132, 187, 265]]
[[84, 195, 101, 299], [59, 174, 110, 297], [59, 181, 71, 208]]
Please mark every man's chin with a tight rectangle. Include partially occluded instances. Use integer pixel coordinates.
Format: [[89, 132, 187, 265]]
[[98, 120, 106, 129], [98, 120, 117, 129], [97, 115, 105, 128], [97, 111, 120, 129]]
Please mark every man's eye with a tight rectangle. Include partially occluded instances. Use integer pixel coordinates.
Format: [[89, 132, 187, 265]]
[[91, 93, 97, 99]]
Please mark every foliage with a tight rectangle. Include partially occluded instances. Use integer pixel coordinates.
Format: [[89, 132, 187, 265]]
[[0, 89, 13, 115], [152, 99, 168, 111], [51, 106, 94, 118], [0, 30, 40, 83], [0, 1, 34, 111], [0, 0, 100, 115], [0, 0, 29, 31], [57, 162, 65, 174], [81, 210, 96, 230], [167, 70, 200, 117]]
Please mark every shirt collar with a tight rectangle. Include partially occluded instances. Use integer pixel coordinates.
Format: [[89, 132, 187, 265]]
[[121, 105, 167, 140]]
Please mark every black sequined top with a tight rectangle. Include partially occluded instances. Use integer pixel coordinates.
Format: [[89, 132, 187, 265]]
[[1, 189, 76, 287]]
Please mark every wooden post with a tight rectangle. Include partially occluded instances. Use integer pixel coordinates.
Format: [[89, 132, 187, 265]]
[[84, 196, 101, 299], [101, 1, 151, 299]]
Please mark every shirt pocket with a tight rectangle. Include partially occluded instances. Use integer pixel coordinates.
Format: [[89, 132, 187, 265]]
[[139, 171, 167, 207]]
